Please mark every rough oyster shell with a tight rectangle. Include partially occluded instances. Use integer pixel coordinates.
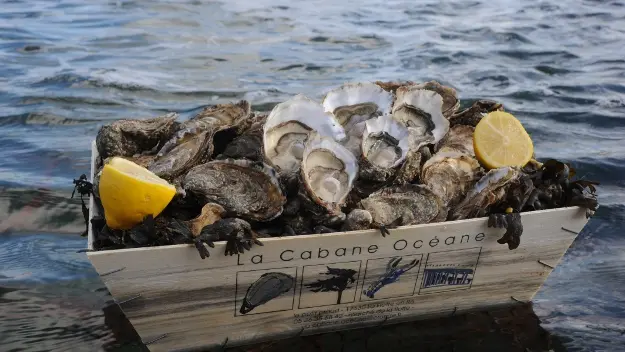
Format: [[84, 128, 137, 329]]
[[449, 100, 504, 127], [360, 184, 447, 227], [412, 81, 460, 118], [322, 82, 394, 156], [421, 151, 482, 208], [158, 100, 251, 157], [434, 125, 475, 156], [392, 87, 450, 144], [182, 159, 286, 222], [263, 94, 346, 174], [95, 112, 179, 159], [299, 132, 358, 216], [148, 101, 254, 180], [450, 166, 522, 220], [217, 115, 266, 161]]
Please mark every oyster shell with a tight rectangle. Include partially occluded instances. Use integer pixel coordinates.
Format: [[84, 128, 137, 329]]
[[263, 94, 345, 174], [434, 125, 475, 156], [412, 81, 460, 118], [323, 82, 394, 156], [359, 114, 410, 182], [158, 100, 251, 157], [375, 80, 415, 94], [360, 184, 447, 227], [96, 112, 179, 159], [449, 100, 503, 127], [182, 159, 286, 222], [148, 101, 253, 180], [392, 86, 450, 144], [450, 166, 522, 220], [185, 203, 226, 237], [217, 115, 266, 161], [340, 209, 373, 232], [299, 132, 358, 216], [421, 151, 482, 208]]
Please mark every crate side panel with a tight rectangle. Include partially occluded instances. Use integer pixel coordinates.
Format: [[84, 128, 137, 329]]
[[88, 206, 588, 351]]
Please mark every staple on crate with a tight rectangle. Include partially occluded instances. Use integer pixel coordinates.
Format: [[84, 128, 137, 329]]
[[143, 334, 168, 346], [537, 260, 554, 269], [561, 227, 579, 234], [510, 296, 525, 303], [115, 294, 141, 306], [100, 267, 126, 277]]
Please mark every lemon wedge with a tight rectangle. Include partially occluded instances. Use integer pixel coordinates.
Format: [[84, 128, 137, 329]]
[[98, 157, 176, 230], [473, 111, 534, 170]]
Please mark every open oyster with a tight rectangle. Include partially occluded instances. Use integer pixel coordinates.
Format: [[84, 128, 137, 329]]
[[434, 125, 475, 156], [359, 114, 410, 183], [392, 86, 450, 144], [450, 166, 522, 220], [298, 132, 358, 217], [360, 184, 447, 229], [148, 101, 253, 180], [322, 82, 394, 156], [96, 112, 179, 159], [421, 151, 482, 208], [412, 81, 460, 118], [449, 100, 503, 127], [182, 159, 286, 222], [263, 94, 345, 175]]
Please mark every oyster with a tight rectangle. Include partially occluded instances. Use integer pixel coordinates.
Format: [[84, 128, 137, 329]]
[[299, 132, 358, 217], [158, 100, 251, 157], [322, 82, 394, 156], [217, 115, 266, 161], [412, 81, 460, 118], [421, 151, 482, 208], [359, 114, 410, 183], [449, 100, 503, 127], [182, 159, 286, 222], [392, 86, 450, 144], [96, 112, 179, 159], [434, 125, 475, 156], [375, 80, 415, 94], [148, 101, 253, 180], [341, 209, 373, 232], [450, 166, 522, 220], [263, 94, 345, 174], [360, 184, 447, 229]]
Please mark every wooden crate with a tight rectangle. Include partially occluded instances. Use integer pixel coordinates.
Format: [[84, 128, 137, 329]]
[[85, 141, 589, 352]]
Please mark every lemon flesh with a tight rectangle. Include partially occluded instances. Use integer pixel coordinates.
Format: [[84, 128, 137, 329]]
[[473, 111, 534, 170], [99, 157, 176, 230]]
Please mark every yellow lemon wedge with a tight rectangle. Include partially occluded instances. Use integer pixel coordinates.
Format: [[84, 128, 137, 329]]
[[474, 111, 534, 170], [98, 157, 176, 230]]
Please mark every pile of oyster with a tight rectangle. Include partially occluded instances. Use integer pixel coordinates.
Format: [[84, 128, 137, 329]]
[[89, 81, 599, 257]]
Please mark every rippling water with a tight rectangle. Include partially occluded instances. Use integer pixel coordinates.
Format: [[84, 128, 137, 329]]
[[1, 0, 625, 351]]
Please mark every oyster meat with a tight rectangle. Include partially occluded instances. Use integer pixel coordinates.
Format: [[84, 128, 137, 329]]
[[450, 166, 522, 220], [360, 184, 447, 228], [263, 94, 345, 174], [322, 82, 394, 156], [299, 132, 358, 217], [392, 86, 450, 144], [359, 114, 410, 183], [421, 151, 482, 208], [182, 159, 286, 222], [96, 112, 179, 159]]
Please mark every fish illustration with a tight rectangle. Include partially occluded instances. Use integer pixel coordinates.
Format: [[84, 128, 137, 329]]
[[363, 257, 419, 299], [240, 272, 295, 314]]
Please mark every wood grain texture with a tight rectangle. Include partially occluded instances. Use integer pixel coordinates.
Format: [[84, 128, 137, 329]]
[[86, 141, 591, 352]]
